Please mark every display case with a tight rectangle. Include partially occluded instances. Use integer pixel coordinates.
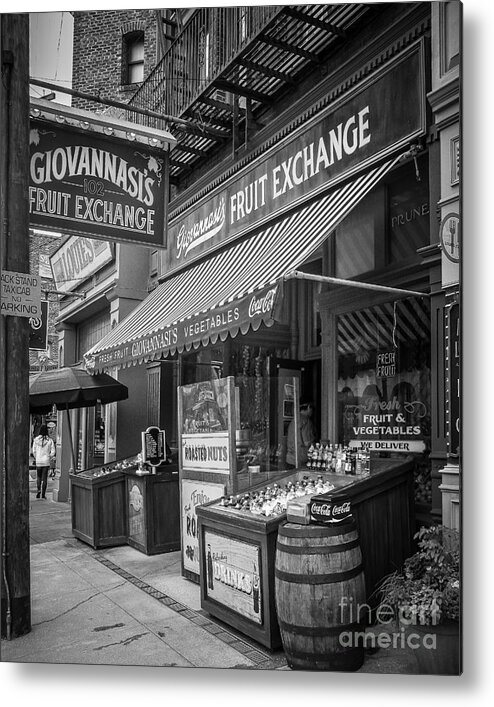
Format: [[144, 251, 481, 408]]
[[70, 456, 138, 549], [196, 458, 415, 649], [178, 375, 300, 582], [124, 464, 180, 555]]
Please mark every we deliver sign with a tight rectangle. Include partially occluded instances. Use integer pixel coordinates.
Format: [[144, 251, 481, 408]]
[[1, 270, 41, 318]]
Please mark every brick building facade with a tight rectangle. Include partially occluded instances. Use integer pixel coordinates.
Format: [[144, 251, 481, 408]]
[[71, 9, 161, 112]]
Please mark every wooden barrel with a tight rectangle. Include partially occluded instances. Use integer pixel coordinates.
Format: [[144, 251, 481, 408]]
[[275, 520, 366, 671]]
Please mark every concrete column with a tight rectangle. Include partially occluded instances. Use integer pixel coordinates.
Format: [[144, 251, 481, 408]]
[[319, 308, 337, 442], [52, 323, 77, 502]]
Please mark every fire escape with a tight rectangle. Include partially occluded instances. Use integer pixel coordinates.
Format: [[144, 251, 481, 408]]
[[128, 4, 376, 187]]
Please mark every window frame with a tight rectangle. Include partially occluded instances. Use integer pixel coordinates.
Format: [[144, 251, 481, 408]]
[[122, 30, 145, 86]]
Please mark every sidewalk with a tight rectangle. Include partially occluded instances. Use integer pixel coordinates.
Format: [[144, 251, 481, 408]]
[[1, 473, 419, 673]]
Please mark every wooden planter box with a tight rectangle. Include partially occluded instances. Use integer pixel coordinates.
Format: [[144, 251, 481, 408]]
[[70, 468, 128, 549], [124, 465, 181, 555]]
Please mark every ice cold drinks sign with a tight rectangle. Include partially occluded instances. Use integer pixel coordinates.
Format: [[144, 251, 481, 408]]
[[204, 531, 262, 624]]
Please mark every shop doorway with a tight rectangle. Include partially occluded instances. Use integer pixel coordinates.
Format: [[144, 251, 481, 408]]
[[268, 357, 320, 463]]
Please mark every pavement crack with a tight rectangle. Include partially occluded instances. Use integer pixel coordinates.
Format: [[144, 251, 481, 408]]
[[34, 592, 99, 626], [93, 632, 148, 651]]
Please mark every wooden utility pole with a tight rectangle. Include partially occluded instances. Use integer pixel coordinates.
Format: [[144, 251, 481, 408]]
[[1, 13, 31, 639]]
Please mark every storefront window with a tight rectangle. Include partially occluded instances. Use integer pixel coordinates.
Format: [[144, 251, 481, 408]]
[[93, 403, 105, 458], [229, 344, 294, 472], [337, 297, 431, 460], [387, 155, 430, 263], [335, 189, 381, 278]]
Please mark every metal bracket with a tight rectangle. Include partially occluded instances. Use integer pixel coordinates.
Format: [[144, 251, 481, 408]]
[[283, 271, 428, 299]]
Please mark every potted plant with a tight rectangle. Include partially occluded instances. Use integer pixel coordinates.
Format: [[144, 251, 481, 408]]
[[375, 525, 460, 675]]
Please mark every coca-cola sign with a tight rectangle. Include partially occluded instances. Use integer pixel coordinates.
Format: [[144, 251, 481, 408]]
[[248, 288, 277, 318], [310, 495, 352, 525]]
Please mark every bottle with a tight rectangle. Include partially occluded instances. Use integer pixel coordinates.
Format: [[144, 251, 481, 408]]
[[345, 448, 353, 475], [207, 544, 214, 590], [253, 564, 260, 614], [331, 445, 337, 472], [364, 443, 371, 476], [335, 444, 342, 474]]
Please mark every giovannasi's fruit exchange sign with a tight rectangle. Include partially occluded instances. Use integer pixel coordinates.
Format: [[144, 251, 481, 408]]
[[29, 120, 168, 248]]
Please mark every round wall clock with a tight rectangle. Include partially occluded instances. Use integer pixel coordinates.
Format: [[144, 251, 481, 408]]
[[439, 213, 460, 262]]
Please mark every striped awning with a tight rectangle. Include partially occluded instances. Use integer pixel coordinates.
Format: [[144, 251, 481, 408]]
[[85, 156, 402, 372]]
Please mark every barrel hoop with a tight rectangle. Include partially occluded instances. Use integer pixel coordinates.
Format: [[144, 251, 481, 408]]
[[279, 521, 356, 538], [285, 645, 362, 662], [275, 564, 364, 584], [276, 537, 361, 555], [278, 619, 362, 637]]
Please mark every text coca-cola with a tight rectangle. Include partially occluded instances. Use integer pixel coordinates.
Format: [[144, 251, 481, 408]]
[[310, 496, 352, 524]]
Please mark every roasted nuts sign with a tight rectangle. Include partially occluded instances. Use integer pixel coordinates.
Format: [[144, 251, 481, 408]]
[[181, 433, 230, 474], [29, 119, 168, 247]]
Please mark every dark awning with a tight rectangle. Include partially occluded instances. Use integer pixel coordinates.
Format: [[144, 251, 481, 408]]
[[29, 364, 128, 413], [85, 156, 402, 372]]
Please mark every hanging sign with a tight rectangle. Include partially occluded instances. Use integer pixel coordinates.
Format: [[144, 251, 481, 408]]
[[29, 119, 168, 248], [440, 212, 460, 263], [141, 426, 166, 467], [39, 253, 53, 279], [50, 237, 113, 294], [1, 270, 41, 318], [376, 349, 398, 379], [29, 300, 49, 350]]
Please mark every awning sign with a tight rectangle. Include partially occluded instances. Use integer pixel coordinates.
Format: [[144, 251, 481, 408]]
[[1, 270, 41, 318], [29, 119, 168, 248], [87, 284, 278, 370]]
